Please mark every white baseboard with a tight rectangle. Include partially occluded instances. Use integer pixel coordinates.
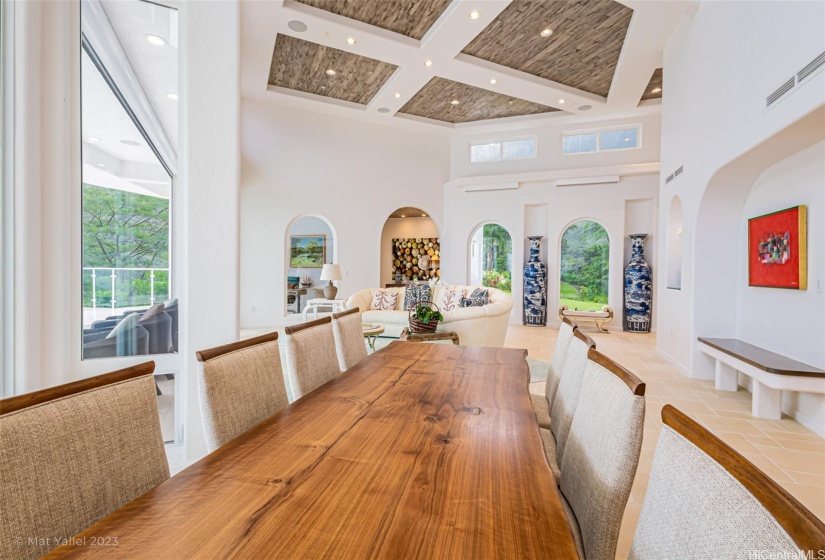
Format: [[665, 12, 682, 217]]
[[656, 345, 692, 377]]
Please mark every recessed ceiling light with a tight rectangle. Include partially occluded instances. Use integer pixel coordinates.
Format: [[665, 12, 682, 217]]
[[421, 213, 427, 217], [424, 60, 433, 67], [166, 92, 178, 100], [450, 99, 460, 105], [651, 87, 662, 93], [346, 37, 356, 45], [145, 34, 167, 46], [490, 78, 497, 84], [558, 99, 565, 104], [579, 105, 592, 111], [400, 215, 406, 218], [469, 10, 480, 20], [86, 136, 101, 144], [394, 92, 401, 98], [508, 100, 514, 105], [320, 85, 326, 90], [377, 107, 390, 113], [325, 69, 336, 76], [540, 28, 553, 38], [287, 20, 308, 32], [97, 163, 106, 168], [120, 139, 141, 146]]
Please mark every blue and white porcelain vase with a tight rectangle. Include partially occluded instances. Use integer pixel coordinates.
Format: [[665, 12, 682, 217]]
[[624, 234, 652, 333], [523, 236, 547, 326]]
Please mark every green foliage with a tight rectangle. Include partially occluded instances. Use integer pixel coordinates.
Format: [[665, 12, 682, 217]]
[[412, 304, 444, 324], [82, 184, 170, 307], [482, 223, 512, 275], [560, 221, 609, 304], [482, 270, 512, 293]]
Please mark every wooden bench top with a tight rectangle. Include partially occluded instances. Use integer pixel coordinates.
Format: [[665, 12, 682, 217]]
[[698, 338, 825, 378]]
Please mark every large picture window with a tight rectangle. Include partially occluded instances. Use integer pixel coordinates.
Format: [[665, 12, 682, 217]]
[[470, 224, 513, 293], [559, 221, 610, 310]]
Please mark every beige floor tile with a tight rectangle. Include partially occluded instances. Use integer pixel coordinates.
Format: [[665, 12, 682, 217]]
[[779, 482, 825, 519], [754, 445, 825, 476]]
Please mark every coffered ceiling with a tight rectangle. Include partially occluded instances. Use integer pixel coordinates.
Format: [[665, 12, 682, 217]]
[[242, 1, 695, 133], [640, 68, 663, 102]]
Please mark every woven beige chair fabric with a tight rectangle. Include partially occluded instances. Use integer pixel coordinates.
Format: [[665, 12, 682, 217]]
[[630, 405, 825, 559], [197, 333, 288, 452], [285, 317, 341, 399], [548, 330, 595, 468], [332, 308, 368, 371], [559, 350, 645, 560], [0, 364, 169, 560], [530, 319, 577, 429]]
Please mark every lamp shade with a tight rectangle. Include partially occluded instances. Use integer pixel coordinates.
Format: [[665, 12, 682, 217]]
[[320, 264, 342, 282]]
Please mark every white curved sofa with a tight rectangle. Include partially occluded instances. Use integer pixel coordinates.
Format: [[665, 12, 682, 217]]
[[346, 285, 513, 347]]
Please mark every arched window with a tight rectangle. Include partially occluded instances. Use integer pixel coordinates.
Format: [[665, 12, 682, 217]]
[[469, 224, 512, 293], [559, 220, 609, 310], [666, 196, 683, 289]]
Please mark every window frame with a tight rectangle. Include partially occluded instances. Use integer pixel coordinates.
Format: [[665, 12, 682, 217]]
[[562, 124, 642, 155], [468, 135, 538, 164]]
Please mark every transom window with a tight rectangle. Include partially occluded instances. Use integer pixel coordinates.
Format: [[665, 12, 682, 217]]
[[470, 137, 536, 163], [563, 126, 640, 154]]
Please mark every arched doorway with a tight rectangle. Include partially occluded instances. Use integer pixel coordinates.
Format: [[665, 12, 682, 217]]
[[284, 215, 336, 316], [559, 220, 609, 310], [469, 223, 512, 293], [380, 207, 440, 287]]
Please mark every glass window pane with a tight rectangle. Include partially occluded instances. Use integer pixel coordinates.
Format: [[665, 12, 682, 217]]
[[469, 224, 512, 293], [470, 142, 502, 162], [559, 221, 610, 310], [600, 128, 638, 150], [563, 133, 597, 154], [502, 139, 535, 159]]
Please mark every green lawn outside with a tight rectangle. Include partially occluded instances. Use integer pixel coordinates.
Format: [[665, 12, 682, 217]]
[[558, 298, 606, 312]]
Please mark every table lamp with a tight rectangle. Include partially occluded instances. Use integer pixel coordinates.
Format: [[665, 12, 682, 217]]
[[320, 264, 342, 300]]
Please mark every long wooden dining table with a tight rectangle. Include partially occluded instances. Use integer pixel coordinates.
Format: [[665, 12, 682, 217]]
[[46, 341, 577, 559]]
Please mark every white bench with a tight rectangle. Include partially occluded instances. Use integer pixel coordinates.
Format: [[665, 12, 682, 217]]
[[698, 337, 825, 419], [558, 305, 614, 333]]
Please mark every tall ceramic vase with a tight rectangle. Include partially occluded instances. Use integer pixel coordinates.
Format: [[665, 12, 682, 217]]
[[523, 236, 548, 326], [624, 234, 652, 333]]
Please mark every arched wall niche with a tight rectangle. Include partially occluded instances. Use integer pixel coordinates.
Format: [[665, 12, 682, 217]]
[[379, 207, 440, 288], [558, 219, 611, 311], [468, 222, 513, 294], [666, 196, 683, 290], [284, 214, 337, 316]]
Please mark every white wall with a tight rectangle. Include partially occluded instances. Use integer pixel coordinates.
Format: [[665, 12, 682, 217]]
[[736, 141, 825, 431], [379, 216, 439, 288], [240, 101, 450, 328]]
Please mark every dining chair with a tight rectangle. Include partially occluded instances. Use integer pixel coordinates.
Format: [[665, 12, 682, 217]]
[[0, 362, 169, 560], [530, 317, 578, 430], [196, 331, 288, 452], [541, 328, 596, 479], [331, 307, 368, 371], [629, 404, 825, 559], [559, 348, 646, 560], [284, 316, 341, 399]]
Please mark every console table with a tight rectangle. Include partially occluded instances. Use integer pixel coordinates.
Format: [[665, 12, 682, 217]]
[[303, 298, 347, 321]]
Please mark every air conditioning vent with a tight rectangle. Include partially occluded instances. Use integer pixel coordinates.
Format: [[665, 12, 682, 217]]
[[674, 165, 684, 177], [665, 173, 674, 184], [798, 50, 825, 83], [766, 77, 795, 108]]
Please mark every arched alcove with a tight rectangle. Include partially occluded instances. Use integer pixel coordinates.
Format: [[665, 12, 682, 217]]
[[284, 214, 337, 316], [469, 223, 513, 293], [380, 207, 440, 287], [559, 220, 609, 310], [666, 196, 683, 290]]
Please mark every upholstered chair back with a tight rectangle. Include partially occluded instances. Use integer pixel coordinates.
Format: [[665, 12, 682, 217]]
[[630, 405, 825, 560], [196, 332, 288, 452], [560, 348, 646, 560], [285, 317, 341, 399], [544, 317, 577, 405], [332, 308, 368, 371], [0, 363, 170, 560], [549, 329, 596, 461]]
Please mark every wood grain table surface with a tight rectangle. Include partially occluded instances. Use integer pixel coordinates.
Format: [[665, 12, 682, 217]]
[[45, 342, 576, 559]]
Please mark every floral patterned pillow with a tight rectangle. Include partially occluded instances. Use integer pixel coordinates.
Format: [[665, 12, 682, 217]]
[[371, 290, 398, 311], [441, 289, 465, 312], [403, 284, 432, 311], [460, 288, 491, 308]]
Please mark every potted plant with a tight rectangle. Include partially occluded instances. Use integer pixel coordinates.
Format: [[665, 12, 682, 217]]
[[409, 300, 444, 334]]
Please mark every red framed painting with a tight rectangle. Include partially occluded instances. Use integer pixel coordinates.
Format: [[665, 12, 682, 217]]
[[748, 205, 807, 289]]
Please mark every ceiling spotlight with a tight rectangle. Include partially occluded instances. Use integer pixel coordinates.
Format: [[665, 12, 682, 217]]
[[422, 213, 427, 217], [450, 99, 460, 105], [424, 60, 433, 67], [320, 85, 326, 90], [287, 20, 308, 32], [96, 163, 106, 168], [120, 139, 141, 146], [558, 98, 565, 104], [400, 215, 406, 218], [346, 37, 356, 45], [508, 100, 514, 105], [490, 78, 497, 84], [651, 87, 662, 93], [86, 136, 101, 144], [540, 28, 553, 38], [325, 69, 336, 76], [166, 92, 179, 100], [394, 92, 401, 98], [469, 10, 480, 20], [145, 34, 167, 46]]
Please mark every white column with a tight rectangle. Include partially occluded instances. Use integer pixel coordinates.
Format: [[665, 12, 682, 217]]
[[752, 381, 782, 419], [714, 360, 739, 391]]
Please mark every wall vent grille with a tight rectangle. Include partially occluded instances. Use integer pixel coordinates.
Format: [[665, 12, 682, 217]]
[[766, 78, 795, 108], [674, 165, 684, 177], [798, 50, 825, 83], [665, 173, 674, 184]]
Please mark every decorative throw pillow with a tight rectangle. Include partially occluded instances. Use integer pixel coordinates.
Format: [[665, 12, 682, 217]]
[[441, 289, 465, 312], [139, 303, 165, 323], [460, 288, 491, 308], [371, 290, 398, 311], [105, 312, 141, 339], [403, 284, 432, 311]]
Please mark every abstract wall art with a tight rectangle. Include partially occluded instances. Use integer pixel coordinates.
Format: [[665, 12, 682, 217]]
[[748, 205, 807, 289], [392, 238, 440, 281]]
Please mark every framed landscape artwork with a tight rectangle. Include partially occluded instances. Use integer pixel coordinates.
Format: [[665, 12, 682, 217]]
[[290, 235, 326, 268], [748, 205, 807, 289]]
